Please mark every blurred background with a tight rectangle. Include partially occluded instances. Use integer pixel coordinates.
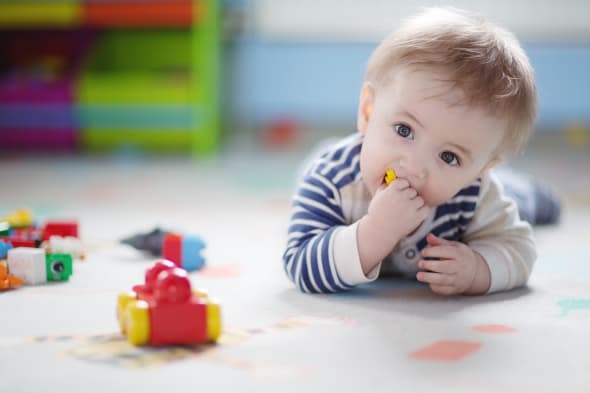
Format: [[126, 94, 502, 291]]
[[0, 0, 588, 156]]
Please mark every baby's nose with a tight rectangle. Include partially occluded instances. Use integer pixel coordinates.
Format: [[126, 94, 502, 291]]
[[399, 157, 427, 181]]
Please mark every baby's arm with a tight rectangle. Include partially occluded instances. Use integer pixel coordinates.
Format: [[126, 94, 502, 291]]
[[284, 167, 430, 293], [418, 172, 536, 295], [463, 172, 536, 293], [283, 169, 363, 293], [357, 176, 431, 274]]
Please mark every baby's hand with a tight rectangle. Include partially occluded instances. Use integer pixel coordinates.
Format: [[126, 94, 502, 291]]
[[366, 177, 430, 241], [416, 233, 490, 295]]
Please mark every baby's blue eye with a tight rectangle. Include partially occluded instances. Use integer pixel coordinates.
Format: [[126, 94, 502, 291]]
[[440, 151, 460, 166], [395, 124, 413, 139]]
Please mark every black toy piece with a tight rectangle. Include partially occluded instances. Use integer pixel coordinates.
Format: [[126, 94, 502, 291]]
[[120, 227, 169, 256]]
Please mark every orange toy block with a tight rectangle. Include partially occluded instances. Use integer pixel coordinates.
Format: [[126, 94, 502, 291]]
[[0, 261, 24, 290]]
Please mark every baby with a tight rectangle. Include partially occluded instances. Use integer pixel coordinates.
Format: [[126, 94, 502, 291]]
[[284, 7, 545, 296]]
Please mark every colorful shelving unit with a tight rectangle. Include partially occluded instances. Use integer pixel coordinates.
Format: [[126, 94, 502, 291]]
[[0, 0, 220, 154]]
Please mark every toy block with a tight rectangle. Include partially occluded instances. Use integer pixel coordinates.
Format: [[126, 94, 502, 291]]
[[0, 239, 12, 258], [9, 227, 42, 248], [122, 228, 206, 271], [117, 260, 222, 346], [163, 233, 205, 272], [7, 247, 46, 285], [162, 233, 182, 267], [181, 235, 205, 271], [120, 227, 167, 256], [42, 220, 78, 241], [0, 221, 10, 236], [384, 168, 397, 185], [2, 208, 34, 228], [44, 236, 85, 260], [46, 253, 73, 281], [9, 239, 38, 248], [0, 261, 24, 290]]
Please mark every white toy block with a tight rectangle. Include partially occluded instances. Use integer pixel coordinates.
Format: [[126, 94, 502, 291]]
[[7, 247, 46, 285], [46, 236, 84, 259]]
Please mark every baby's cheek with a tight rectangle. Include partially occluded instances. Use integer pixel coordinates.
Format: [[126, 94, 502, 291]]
[[422, 186, 452, 207]]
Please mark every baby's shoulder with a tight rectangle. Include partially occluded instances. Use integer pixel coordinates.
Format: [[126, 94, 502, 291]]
[[305, 133, 363, 186]]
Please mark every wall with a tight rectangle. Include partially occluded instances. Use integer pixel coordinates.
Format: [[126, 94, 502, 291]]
[[226, 0, 590, 131]]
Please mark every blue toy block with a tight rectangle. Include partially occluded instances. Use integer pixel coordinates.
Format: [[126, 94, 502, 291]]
[[181, 235, 205, 271], [0, 239, 13, 259]]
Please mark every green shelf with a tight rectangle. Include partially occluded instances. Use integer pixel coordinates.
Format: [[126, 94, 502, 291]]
[[81, 129, 196, 152]]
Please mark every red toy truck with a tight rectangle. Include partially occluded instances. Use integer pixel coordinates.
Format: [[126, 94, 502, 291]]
[[117, 259, 221, 346]]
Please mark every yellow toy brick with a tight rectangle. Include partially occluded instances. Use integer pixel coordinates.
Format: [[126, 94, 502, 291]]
[[384, 168, 397, 185], [3, 208, 34, 228]]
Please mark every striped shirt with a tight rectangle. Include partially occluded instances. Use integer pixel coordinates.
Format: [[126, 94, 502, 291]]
[[284, 133, 536, 294]]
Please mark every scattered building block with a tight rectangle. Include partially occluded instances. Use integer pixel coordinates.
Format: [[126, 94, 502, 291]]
[[163, 233, 205, 272], [46, 253, 73, 281], [7, 247, 46, 285], [0, 261, 24, 290], [117, 259, 221, 346], [42, 220, 78, 241]]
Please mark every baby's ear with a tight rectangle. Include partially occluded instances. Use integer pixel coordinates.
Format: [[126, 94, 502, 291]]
[[357, 82, 375, 134]]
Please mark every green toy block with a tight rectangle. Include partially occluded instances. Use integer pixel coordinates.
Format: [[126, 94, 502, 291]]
[[0, 221, 9, 236], [46, 253, 73, 281]]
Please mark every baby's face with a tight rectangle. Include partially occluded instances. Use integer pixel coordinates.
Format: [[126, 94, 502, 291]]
[[359, 67, 504, 207]]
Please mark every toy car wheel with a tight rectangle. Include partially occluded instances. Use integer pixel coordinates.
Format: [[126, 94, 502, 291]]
[[206, 302, 222, 342], [126, 300, 150, 346], [117, 291, 136, 334]]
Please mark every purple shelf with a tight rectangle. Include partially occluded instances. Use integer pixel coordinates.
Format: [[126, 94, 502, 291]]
[[0, 79, 73, 104]]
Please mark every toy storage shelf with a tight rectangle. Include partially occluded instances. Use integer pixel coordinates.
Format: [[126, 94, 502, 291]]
[[0, 0, 220, 154]]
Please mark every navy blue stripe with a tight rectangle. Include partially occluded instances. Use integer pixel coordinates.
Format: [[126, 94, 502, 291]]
[[431, 217, 471, 235], [417, 238, 428, 250], [307, 233, 328, 292], [293, 196, 343, 225], [296, 239, 315, 292], [434, 202, 477, 220], [291, 210, 340, 227], [454, 186, 480, 197]]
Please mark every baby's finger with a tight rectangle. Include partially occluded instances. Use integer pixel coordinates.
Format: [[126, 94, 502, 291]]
[[402, 188, 418, 199], [416, 271, 454, 286], [426, 232, 456, 246], [391, 178, 410, 190], [422, 245, 458, 260], [418, 259, 459, 274], [409, 195, 425, 209]]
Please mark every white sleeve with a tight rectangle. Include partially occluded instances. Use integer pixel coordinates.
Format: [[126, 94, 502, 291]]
[[332, 222, 381, 285], [464, 172, 537, 293]]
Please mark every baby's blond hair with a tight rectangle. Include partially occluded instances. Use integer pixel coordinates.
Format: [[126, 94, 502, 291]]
[[365, 7, 537, 159]]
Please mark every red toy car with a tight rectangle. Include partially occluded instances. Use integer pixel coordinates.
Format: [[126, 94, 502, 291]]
[[117, 259, 222, 346]]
